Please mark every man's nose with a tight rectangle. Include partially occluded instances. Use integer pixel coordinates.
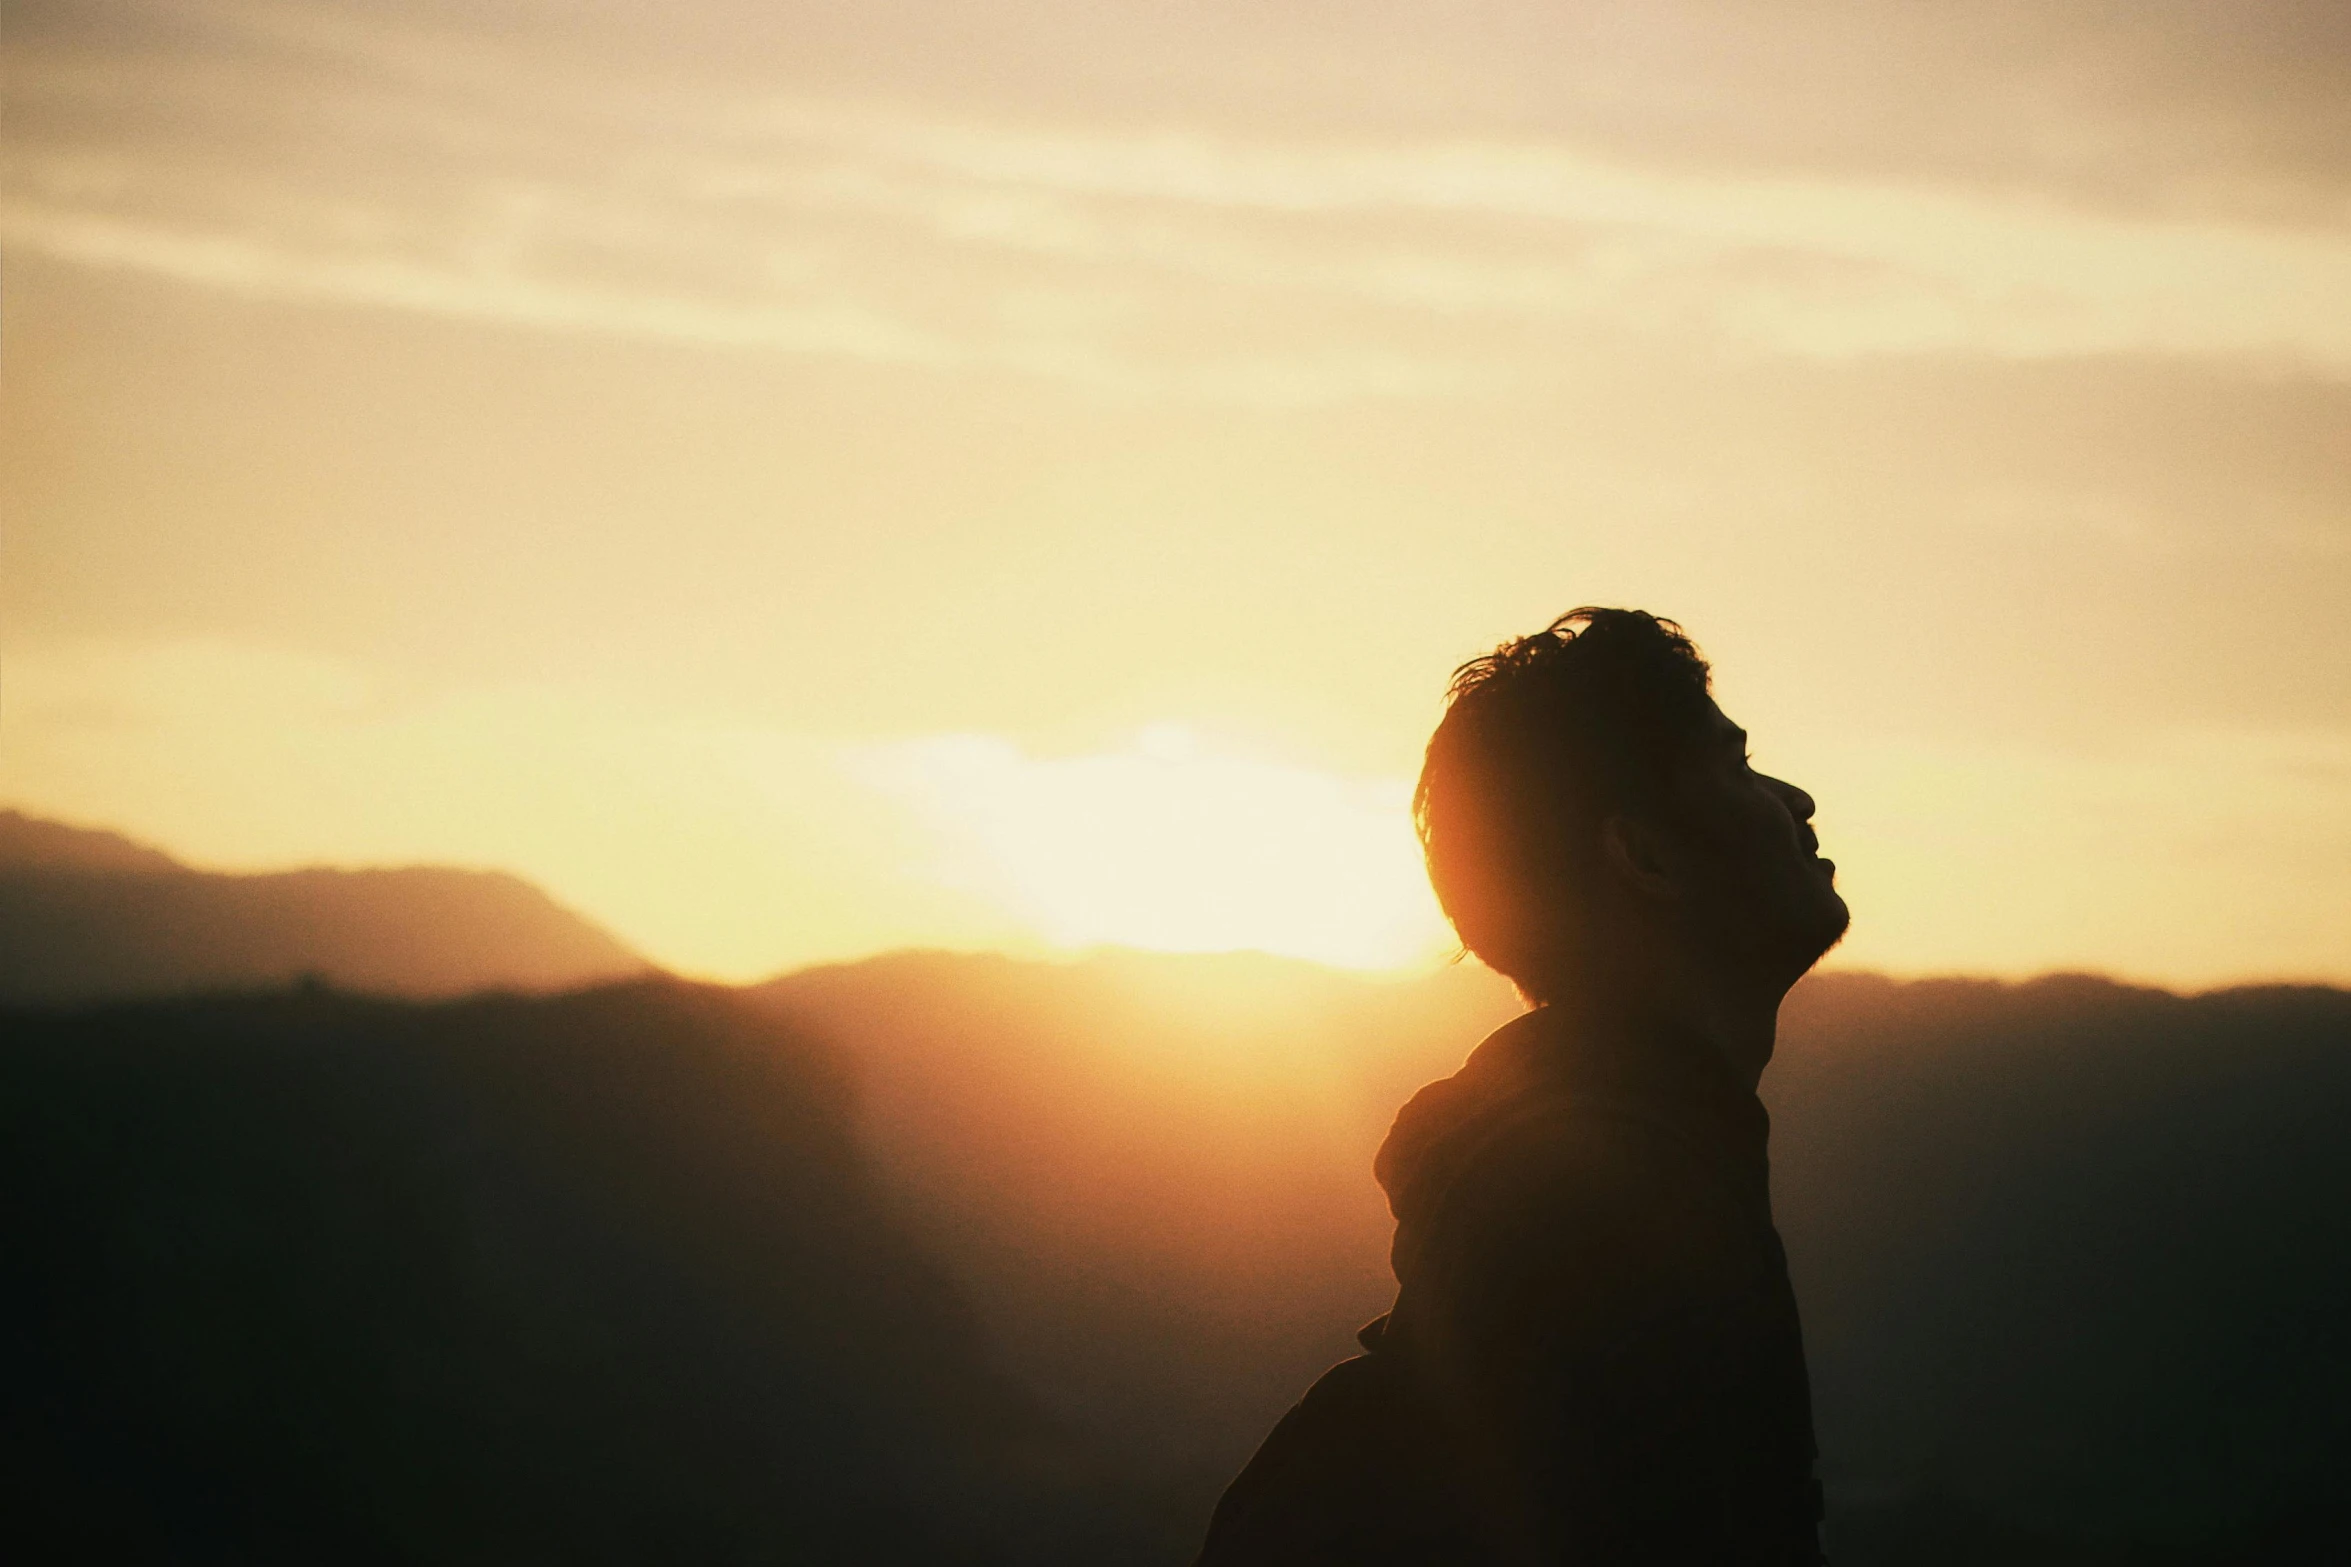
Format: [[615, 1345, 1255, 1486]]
[[1767, 775, 1816, 822]]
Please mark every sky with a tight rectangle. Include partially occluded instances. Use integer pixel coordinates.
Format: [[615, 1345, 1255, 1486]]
[[4, 0, 2348, 986]]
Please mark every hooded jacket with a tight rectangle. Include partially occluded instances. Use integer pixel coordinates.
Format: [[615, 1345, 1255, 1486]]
[[1195, 1006, 1824, 1566]]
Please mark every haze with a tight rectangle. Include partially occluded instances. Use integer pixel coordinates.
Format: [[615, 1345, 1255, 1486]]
[[5, 0, 2347, 985]]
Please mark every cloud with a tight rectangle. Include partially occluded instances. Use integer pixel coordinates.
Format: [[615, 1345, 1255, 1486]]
[[9, 0, 2351, 398], [787, 108, 2351, 364], [0, 204, 959, 363]]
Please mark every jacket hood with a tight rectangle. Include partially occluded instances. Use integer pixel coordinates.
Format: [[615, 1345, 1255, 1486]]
[[1373, 1008, 1557, 1229], [1373, 1004, 1763, 1240]]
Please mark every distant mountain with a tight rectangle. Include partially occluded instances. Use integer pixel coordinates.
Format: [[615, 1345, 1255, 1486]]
[[0, 810, 184, 874], [0, 979, 1097, 1564], [1772, 973, 2351, 1563], [0, 811, 648, 1003]]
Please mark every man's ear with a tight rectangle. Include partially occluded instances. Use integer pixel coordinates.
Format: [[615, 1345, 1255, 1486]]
[[1599, 812, 1681, 902]]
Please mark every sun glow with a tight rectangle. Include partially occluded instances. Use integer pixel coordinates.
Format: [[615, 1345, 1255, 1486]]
[[862, 726, 1451, 970]]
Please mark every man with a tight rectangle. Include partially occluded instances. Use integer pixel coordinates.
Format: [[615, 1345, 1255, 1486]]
[[1196, 608, 1846, 1566]]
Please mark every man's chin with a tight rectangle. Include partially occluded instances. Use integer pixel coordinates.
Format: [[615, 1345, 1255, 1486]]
[[1785, 889, 1852, 978]]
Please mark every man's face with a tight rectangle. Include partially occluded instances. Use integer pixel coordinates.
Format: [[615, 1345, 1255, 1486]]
[[1664, 699, 1850, 984]]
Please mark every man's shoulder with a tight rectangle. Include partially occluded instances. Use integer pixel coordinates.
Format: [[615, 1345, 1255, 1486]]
[[1421, 1090, 1755, 1285], [1455, 1091, 1715, 1197]]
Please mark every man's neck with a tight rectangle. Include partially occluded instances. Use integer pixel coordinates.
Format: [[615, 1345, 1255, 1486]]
[[1543, 940, 1785, 1094]]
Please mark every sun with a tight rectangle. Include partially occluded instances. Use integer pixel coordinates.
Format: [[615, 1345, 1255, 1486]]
[[862, 725, 1450, 970]]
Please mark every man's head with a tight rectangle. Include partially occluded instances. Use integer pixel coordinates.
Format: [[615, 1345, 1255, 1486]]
[[1415, 608, 1848, 1004]]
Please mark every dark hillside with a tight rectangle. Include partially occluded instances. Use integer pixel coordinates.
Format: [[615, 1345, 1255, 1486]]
[[0, 981, 1084, 1564], [9, 952, 2349, 1565], [1771, 974, 2351, 1562], [760, 948, 1514, 1546]]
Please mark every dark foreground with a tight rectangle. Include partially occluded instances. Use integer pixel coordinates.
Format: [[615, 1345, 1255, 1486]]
[[6, 961, 2349, 1564]]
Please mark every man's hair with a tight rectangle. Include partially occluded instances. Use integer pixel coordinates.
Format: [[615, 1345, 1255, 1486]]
[[1414, 608, 1716, 998]]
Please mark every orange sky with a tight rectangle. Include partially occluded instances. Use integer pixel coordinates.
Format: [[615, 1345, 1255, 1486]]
[[5, 0, 2348, 986]]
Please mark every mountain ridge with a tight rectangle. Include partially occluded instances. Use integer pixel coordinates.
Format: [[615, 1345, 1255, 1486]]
[[0, 811, 649, 1003], [0, 809, 186, 875]]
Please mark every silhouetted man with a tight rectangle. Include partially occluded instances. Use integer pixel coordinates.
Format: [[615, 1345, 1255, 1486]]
[[1196, 609, 1845, 1566]]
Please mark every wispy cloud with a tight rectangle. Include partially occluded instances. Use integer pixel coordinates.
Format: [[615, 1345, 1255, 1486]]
[[10, 1, 2351, 396], [751, 108, 2351, 363], [0, 203, 960, 363]]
